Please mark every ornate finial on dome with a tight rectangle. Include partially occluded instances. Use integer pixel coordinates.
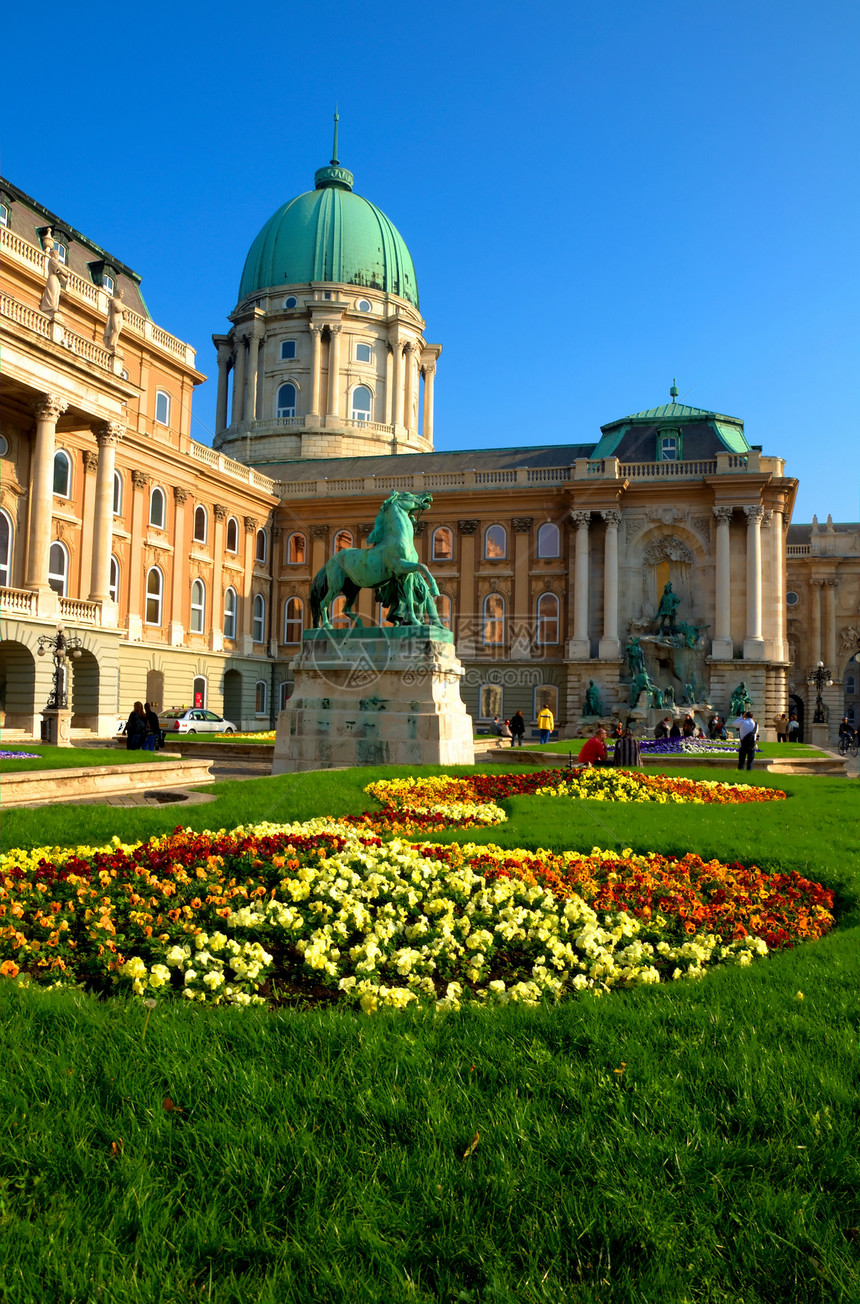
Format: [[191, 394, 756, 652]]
[[315, 112, 354, 192], [669, 378, 679, 402]]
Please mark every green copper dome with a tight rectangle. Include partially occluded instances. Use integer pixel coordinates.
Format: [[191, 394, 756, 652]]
[[238, 142, 419, 309]]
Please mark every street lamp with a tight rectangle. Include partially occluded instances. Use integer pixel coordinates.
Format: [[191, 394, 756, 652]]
[[807, 660, 833, 725], [36, 623, 83, 710]]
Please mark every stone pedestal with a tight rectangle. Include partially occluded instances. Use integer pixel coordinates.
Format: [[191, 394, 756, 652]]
[[810, 723, 832, 751], [40, 708, 72, 747], [272, 626, 475, 773]]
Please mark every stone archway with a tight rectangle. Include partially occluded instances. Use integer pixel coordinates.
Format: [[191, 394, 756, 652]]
[[788, 693, 805, 744], [0, 640, 36, 731], [70, 648, 100, 729], [223, 668, 242, 725]]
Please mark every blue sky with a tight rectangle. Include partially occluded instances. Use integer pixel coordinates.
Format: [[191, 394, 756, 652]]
[[3, 0, 858, 522]]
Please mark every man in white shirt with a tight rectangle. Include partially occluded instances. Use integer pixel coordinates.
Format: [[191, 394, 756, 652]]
[[736, 710, 758, 771]]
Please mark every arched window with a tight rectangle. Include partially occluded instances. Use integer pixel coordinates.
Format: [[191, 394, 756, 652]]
[[223, 587, 237, 639], [252, 594, 266, 643], [484, 524, 507, 560], [534, 685, 559, 723], [536, 593, 560, 645], [145, 567, 163, 625], [279, 680, 294, 710], [226, 517, 239, 553], [286, 532, 306, 564], [149, 487, 165, 529], [435, 594, 452, 631], [482, 593, 505, 644], [155, 390, 171, 426], [255, 529, 267, 563], [255, 680, 268, 715], [331, 596, 349, 630], [193, 676, 206, 708], [0, 510, 12, 587], [537, 522, 560, 558], [109, 555, 119, 604], [283, 597, 304, 643], [334, 530, 353, 552], [190, 579, 206, 633], [432, 527, 453, 562], [48, 541, 68, 596], [193, 506, 208, 544], [276, 383, 297, 418], [351, 385, 372, 421], [53, 450, 71, 497], [112, 470, 123, 516]]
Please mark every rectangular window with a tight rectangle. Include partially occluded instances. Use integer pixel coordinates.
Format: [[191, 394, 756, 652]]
[[155, 391, 171, 426], [659, 436, 678, 461], [103, 274, 115, 296], [54, 242, 68, 265], [280, 340, 297, 360], [356, 343, 372, 363]]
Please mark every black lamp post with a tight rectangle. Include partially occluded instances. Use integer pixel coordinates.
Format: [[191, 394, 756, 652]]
[[36, 624, 83, 710], [807, 660, 833, 725]]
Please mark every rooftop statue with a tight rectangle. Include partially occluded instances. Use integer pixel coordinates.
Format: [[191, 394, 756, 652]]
[[310, 491, 441, 629]]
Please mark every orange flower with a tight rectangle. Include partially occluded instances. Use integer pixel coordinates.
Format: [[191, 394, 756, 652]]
[[0, 960, 19, 978]]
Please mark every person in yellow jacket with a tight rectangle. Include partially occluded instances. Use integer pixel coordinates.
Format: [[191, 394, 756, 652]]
[[537, 704, 555, 744]]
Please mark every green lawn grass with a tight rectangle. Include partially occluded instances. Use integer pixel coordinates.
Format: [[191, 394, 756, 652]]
[[0, 744, 171, 773], [2, 765, 859, 1302]]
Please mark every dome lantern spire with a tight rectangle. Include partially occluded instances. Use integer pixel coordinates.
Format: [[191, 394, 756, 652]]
[[331, 108, 339, 165], [315, 112, 354, 192]]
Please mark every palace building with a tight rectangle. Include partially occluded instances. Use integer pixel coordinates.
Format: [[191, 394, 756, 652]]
[[1, 144, 858, 744]]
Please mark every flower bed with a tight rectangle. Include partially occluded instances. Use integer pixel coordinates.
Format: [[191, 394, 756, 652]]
[[0, 751, 39, 760], [615, 738, 757, 757]]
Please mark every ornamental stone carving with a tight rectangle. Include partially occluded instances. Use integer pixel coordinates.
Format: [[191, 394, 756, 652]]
[[173, 487, 190, 505], [214, 503, 227, 522], [570, 511, 591, 528], [95, 420, 125, 446], [458, 519, 478, 536], [712, 506, 734, 524], [131, 469, 149, 490], [646, 506, 685, 526], [82, 450, 99, 474], [310, 524, 329, 540], [512, 517, 533, 534], [642, 536, 695, 566], [32, 395, 68, 424], [691, 516, 712, 538], [600, 510, 621, 527], [413, 520, 426, 536], [244, 516, 258, 533], [839, 625, 860, 653], [743, 505, 765, 523], [358, 523, 373, 538]]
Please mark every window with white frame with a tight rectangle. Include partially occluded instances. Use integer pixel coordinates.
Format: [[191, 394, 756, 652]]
[[276, 383, 297, 418], [283, 597, 304, 643], [145, 567, 163, 625], [284, 296, 298, 310], [223, 587, 237, 639], [479, 684, 502, 720], [286, 532, 306, 564], [484, 524, 506, 560], [537, 522, 560, 558], [334, 530, 352, 552], [0, 510, 12, 587], [149, 487, 165, 529], [113, 470, 123, 516], [53, 240, 68, 265], [190, 579, 206, 633], [536, 592, 560, 645], [226, 517, 239, 553], [109, 555, 119, 603], [53, 450, 71, 497], [432, 527, 453, 562], [155, 391, 171, 426], [279, 680, 294, 710], [355, 343, 372, 363], [351, 385, 372, 421], [357, 299, 372, 312], [103, 274, 115, 296], [659, 434, 679, 461], [253, 594, 266, 643], [280, 340, 297, 360], [255, 680, 268, 715], [0, 203, 9, 229], [534, 684, 559, 723], [48, 542, 68, 597], [255, 529, 267, 564], [482, 593, 505, 644], [193, 505, 208, 544]]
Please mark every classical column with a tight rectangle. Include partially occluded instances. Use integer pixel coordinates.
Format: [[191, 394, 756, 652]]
[[25, 394, 68, 592], [569, 510, 591, 658], [712, 506, 734, 658], [807, 578, 823, 664], [384, 345, 395, 426], [393, 343, 404, 427], [89, 421, 124, 601], [403, 342, 415, 433], [422, 363, 436, 444], [127, 469, 149, 640], [245, 328, 262, 423], [210, 503, 226, 651], [512, 517, 533, 656], [456, 520, 478, 655], [823, 578, 838, 667], [241, 516, 258, 654], [215, 345, 231, 433], [230, 336, 246, 425], [170, 487, 189, 646], [308, 324, 323, 419], [598, 510, 621, 659], [763, 508, 785, 661], [327, 325, 342, 420], [743, 505, 765, 660]]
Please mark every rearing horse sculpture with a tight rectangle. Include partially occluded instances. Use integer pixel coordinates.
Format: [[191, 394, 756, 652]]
[[309, 491, 441, 629]]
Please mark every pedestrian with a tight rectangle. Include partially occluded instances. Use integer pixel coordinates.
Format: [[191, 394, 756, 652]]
[[510, 710, 525, 747], [708, 714, 720, 740], [736, 710, 758, 770], [537, 703, 555, 744], [669, 718, 682, 739], [490, 716, 503, 737], [613, 726, 642, 769], [499, 718, 512, 739], [610, 720, 624, 741], [653, 716, 671, 739], [125, 701, 147, 750], [681, 715, 696, 738], [579, 726, 609, 767], [838, 717, 855, 754], [787, 713, 800, 743], [143, 701, 161, 751], [773, 711, 788, 744]]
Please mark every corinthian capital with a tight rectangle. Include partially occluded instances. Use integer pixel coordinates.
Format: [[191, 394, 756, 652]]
[[213, 503, 227, 522], [173, 486, 190, 505], [32, 394, 68, 424], [95, 420, 125, 447], [712, 505, 734, 524], [570, 511, 591, 529], [601, 510, 621, 528], [131, 469, 149, 490], [743, 505, 765, 524]]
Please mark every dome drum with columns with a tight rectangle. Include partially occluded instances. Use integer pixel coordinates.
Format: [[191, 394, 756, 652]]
[[213, 123, 441, 470]]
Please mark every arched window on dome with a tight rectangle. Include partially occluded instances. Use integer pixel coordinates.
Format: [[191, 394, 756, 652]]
[[537, 522, 560, 558], [351, 385, 372, 422], [284, 296, 298, 310], [277, 383, 297, 418]]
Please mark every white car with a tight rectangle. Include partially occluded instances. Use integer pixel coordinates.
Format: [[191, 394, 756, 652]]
[[160, 708, 237, 735]]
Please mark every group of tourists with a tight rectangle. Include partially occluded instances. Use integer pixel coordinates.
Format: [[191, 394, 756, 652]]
[[490, 712, 527, 746], [124, 701, 165, 751]]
